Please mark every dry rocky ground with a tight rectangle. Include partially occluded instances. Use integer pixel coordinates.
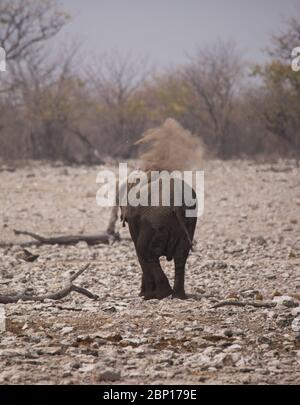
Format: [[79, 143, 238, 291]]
[[0, 159, 299, 385]]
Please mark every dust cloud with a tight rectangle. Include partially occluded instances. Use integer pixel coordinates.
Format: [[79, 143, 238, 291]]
[[135, 118, 204, 172]]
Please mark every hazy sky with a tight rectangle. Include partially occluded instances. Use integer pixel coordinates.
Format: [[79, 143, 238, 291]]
[[59, 0, 300, 67]]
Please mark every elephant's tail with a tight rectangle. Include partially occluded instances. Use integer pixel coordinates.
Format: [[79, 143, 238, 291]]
[[174, 208, 193, 248]]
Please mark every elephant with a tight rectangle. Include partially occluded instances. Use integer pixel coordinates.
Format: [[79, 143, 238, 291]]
[[119, 171, 197, 300]]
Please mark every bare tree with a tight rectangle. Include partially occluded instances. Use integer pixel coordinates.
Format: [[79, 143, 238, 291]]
[[257, 8, 300, 164], [183, 42, 243, 157], [0, 0, 85, 162], [268, 5, 300, 62], [86, 52, 149, 158], [0, 0, 68, 62], [11, 43, 103, 163]]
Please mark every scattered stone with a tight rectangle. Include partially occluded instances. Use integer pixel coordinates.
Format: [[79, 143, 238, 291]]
[[292, 317, 300, 333], [255, 292, 264, 301], [257, 336, 272, 345], [241, 289, 260, 299], [102, 306, 117, 313], [0, 305, 5, 333], [288, 248, 296, 259], [255, 368, 269, 375], [94, 367, 121, 382], [224, 246, 243, 254], [276, 312, 294, 327], [251, 236, 267, 246], [272, 290, 283, 298], [266, 274, 277, 280], [38, 347, 62, 356], [224, 329, 233, 338], [76, 241, 88, 249], [71, 361, 82, 369], [61, 326, 74, 335], [291, 307, 300, 317], [273, 296, 298, 308], [226, 344, 242, 352]]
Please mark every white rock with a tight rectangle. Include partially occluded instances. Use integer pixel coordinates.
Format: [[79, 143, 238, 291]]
[[226, 344, 242, 352], [273, 296, 297, 308], [291, 317, 300, 333], [0, 305, 5, 333], [77, 241, 88, 249], [61, 326, 74, 335], [291, 307, 300, 317], [241, 289, 259, 298]]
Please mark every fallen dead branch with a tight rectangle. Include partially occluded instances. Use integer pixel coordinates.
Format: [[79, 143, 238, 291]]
[[0, 264, 98, 304], [7, 201, 122, 248], [212, 300, 276, 309], [9, 229, 119, 247]]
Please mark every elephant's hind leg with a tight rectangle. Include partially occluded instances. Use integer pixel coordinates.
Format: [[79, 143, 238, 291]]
[[151, 260, 172, 299], [138, 266, 156, 299], [138, 259, 172, 300], [172, 240, 190, 299], [135, 218, 172, 300], [173, 218, 197, 299]]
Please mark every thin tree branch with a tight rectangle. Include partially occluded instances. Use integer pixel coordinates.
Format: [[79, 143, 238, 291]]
[[0, 264, 99, 304], [212, 300, 276, 309]]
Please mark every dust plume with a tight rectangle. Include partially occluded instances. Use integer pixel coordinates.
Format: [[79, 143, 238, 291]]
[[135, 118, 204, 172]]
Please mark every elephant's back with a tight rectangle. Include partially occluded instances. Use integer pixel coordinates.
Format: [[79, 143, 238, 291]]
[[125, 175, 197, 260], [127, 205, 184, 260], [127, 205, 178, 227]]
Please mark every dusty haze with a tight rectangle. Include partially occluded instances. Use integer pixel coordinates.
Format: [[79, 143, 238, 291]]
[[136, 118, 204, 172]]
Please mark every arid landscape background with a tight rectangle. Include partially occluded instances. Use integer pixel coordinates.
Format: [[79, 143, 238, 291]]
[[0, 0, 300, 386]]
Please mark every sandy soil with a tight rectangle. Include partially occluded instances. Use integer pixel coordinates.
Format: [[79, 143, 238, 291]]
[[0, 159, 299, 385]]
